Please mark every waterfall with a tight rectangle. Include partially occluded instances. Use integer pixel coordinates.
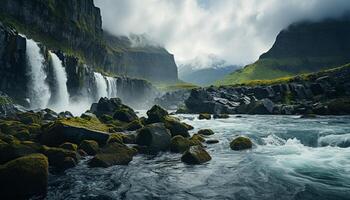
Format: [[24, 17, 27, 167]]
[[26, 38, 51, 109], [94, 72, 108, 99], [49, 51, 70, 112], [106, 76, 118, 98]]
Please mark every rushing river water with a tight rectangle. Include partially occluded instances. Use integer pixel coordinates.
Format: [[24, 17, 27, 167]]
[[46, 115, 350, 200]]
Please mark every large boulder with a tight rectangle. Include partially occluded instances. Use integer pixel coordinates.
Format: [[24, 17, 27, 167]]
[[59, 142, 78, 151], [146, 105, 169, 124], [78, 140, 99, 156], [88, 143, 136, 168], [170, 135, 191, 153], [43, 146, 80, 171], [247, 98, 275, 114], [230, 136, 253, 150], [198, 129, 215, 136], [0, 154, 48, 199], [90, 97, 123, 117], [124, 119, 143, 131], [163, 116, 191, 138], [0, 142, 39, 164], [181, 145, 211, 164], [136, 123, 172, 152], [113, 107, 138, 123], [40, 117, 111, 146]]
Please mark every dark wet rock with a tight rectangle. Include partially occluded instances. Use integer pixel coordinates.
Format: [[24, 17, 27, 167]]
[[198, 129, 215, 136], [136, 123, 171, 152], [107, 133, 124, 144], [0, 153, 48, 199], [154, 90, 191, 110], [58, 111, 74, 119], [0, 93, 20, 117], [78, 140, 99, 156], [205, 139, 219, 144], [163, 116, 191, 138], [80, 112, 97, 120], [113, 107, 138, 123], [0, 142, 39, 164], [300, 114, 318, 118], [230, 137, 253, 151], [125, 119, 143, 131], [247, 98, 275, 114], [189, 134, 205, 146], [146, 105, 169, 124], [181, 145, 211, 164], [170, 135, 190, 153], [90, 97, 123, 117], [16, 111, 42, 125], [88, 143, 136, 168], [59, 142, 78, 151], [40, 118, 110, 146], [43, 146, 80, 171], [198, 113, 211, 120], [213, 114, 229, 119]]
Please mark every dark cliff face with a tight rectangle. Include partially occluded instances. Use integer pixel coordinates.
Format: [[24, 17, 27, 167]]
[[218, 17, 350, 85], [0, 0, 178, 82], [0, 23, 27, 104], [261, 19, 350, 59]]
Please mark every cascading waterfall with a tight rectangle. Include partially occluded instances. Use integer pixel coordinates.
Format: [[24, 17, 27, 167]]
[[49, 51, 70, 112], [26, 38, 51, 109], [94, 72, 108, 99], [106, 76, 118, 98]]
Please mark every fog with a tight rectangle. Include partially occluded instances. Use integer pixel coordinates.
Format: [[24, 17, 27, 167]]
[[94, 0, 350, 66]]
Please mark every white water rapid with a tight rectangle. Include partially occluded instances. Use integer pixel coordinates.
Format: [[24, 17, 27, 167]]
[[26, 38, 51, 109], [94, 72, 108, 99], [48, 51, 70, 112]]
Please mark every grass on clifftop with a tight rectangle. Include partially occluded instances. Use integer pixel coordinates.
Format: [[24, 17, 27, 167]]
[[216, 57, 349, 86], [220, 63, 350, 87], [154, 81, 199, 92]]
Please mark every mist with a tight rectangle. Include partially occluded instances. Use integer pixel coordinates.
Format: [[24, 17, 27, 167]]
[[94, 0, 350, 66]]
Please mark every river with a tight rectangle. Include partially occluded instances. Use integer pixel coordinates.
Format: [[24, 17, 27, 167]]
[[46, 115, 350, 200]]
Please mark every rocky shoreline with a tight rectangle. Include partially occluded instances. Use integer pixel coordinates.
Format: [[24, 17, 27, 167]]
[[0, 97, 251, 199], [157, 64, 350, 115]]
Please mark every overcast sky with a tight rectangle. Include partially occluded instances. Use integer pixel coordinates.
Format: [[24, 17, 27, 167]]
[[94, 0, 350, 66]]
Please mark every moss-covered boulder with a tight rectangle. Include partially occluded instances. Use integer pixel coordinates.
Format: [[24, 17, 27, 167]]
[[90, 97, 124, 117], [170, 135, 190, 153], [0, 142, 39, 164], [16, 111, 42, 125], [163, 116, 190, 138], [190, 134, 206, 145], [125, 119, 143, 131], [113, 107, 138, 123], [78, 140, 99, 156], [59, 142, 78, 151], [0, 153, 48, 199], [230, 136, 253, 151], [0, 120, 41, 140], [107, 133, 124, 144], [43, 146, 80, 171], [198, 129, 214, 136], [146, 105, 169, 123], [40, 117, 111, 146], [198, 113, 211, 120], [136, 123, 172, 152], [88, 143, 136, 168], [181, 145, 211, 164]]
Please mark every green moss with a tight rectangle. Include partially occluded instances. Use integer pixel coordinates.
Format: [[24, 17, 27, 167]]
[[198, 129, 214, 136], [59, 142, 78, 151], [58, 117, 110, 133], [170, 135, 190, 153], [107, 133, 124, 144], [198, 113, 211, 120], [230, 136, 253, 151], [154, 81, 199, 92], [78, 140, 99, 156], [124, 120, 143, 131]]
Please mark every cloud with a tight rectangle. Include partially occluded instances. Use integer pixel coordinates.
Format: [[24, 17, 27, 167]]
[[94, 0, 350, 66]]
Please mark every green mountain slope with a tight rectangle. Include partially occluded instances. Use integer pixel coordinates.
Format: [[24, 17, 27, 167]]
[[217, 17, 350, 85]]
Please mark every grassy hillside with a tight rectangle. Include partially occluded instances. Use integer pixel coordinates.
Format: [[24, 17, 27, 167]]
[[216, 18, 350, 86]]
